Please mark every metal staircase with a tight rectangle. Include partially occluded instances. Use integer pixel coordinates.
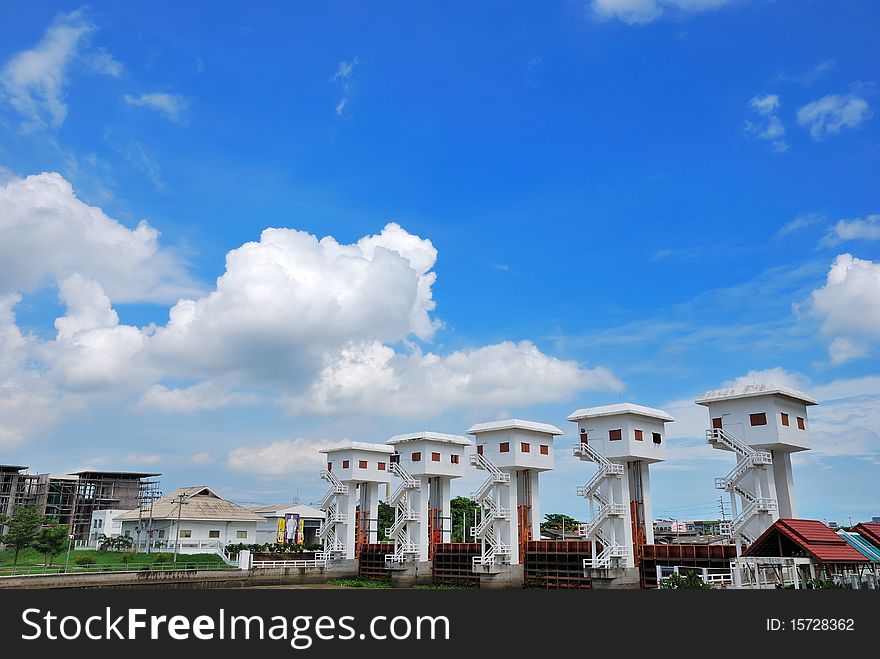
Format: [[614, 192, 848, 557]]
[[573, 442, 628, 568], [318, 469, 349, 557], [470, 453, 511, 567], [706, 428, 776, 552], [385, 462, 422, 564]]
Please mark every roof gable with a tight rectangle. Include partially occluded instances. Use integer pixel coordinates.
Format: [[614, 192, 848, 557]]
[[743, 519, 868, 563]]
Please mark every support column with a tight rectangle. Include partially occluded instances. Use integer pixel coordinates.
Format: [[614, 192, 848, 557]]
[[506, 473, 519, 565], [418, 480, 430, 562], [618, 463, 635, 568], [343, 488, 357, 560], [439, 478, 452, 544], [641, 461, 655, 545], [772, 451, 796, 518], [529, 470, 541, 543]]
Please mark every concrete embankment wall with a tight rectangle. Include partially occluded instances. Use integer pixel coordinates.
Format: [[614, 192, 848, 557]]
[[0, 560, 358, 589]]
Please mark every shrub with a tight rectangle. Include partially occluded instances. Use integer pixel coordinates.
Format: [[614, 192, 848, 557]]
[[153, 553, 170, 564], [74, 554, 96, 566], [659, 571, 712, 589]]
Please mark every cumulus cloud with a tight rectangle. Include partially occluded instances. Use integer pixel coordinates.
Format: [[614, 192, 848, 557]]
[[0, 10, 119, 130], [797, 94, 872, 141], [44, 274, 150, 391], [0, 172, 198, 302], [0, 173, 622, 444], [286, 340, 623, 416], [87, 47, 124, 77], [745, 94, 788, 153], [821, 213, 880, 247], [590, 0, 734, 25], [228, 438, 338, 478], [150, 222, 439, 382], [0, 294, 58, 447], [722, 367, 811, 392], [124, 92, 189, 123], [810, 254, 880, 363]]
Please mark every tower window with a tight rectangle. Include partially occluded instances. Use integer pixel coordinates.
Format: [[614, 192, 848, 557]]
[[781, 413, 790, 427], [378, 462, 386, 471], [432, 452, 441, 462], [712, 418, 723, 429], [500, 442, 510, 453], [451, 454, 460, 464], [797, 417, 806, 430], [327, 462, 332, 472], [342, 460, 349, 469], [477, 445, 483, 455], [749, 413, 767, 426], [609, 429, 622, 441], [521, 442, 530, 453], [634, 429, 643, 441], [652, 432, 662, 444], [358, 460, 368, 469], [540, 445, 549, 455], [412, 452, 421, 462]]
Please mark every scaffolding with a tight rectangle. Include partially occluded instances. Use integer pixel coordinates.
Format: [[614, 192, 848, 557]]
[[67, 471, 161, 544]]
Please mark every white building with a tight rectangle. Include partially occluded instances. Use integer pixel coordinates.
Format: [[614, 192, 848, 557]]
[[318, 442, 395, 560], [567, 403, 674, 569], [467, 419, 560, 570], [385, 431, 472, 564], [247, 503, 325, 546], [87, 509, 128, 548], [116, 486, 262, 554], [695, 383, 817, 554]]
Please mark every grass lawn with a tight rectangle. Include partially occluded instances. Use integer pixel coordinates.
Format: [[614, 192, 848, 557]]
[[0, 548, 228, 575]]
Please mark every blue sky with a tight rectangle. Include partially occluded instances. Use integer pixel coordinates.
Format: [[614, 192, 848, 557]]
[[0, 1, 878, 524]]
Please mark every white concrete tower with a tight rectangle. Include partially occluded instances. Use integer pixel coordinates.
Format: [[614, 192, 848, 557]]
[[567, 403, 673, 569], [467, 419, 560, 571], [695, 383, 817, 554], [318, 442, 394, 560], [385, 431, 472, 564]]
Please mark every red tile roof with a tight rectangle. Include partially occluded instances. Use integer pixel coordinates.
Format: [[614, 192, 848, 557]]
[[853, 523, 880, 549], [743, 518, 868, 563]]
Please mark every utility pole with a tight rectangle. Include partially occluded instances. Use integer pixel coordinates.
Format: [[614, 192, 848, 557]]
[[171, 494, 189, 564], [719, 496, 727, 521]]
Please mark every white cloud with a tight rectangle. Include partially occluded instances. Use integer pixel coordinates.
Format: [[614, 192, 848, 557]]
[[590, 0, 734, 25], [797, 94, 872, 141], [87, 47, 124, 77], [827, 337, 869, 365], [0, 172, 198, 302], [331, 56, 358, 117], [810, 254, 880, 363], [287, 340, 623, 416], [744, 94, 788, 153], [228, 438, 338, 478], [821, 213, 880, 246], [777, 212, 824, 237], [722, 367, 811, 391], [0, 10, 119, 130], [151, 222, 440, 382], [44, 275, 150, 392], [121, 453, 162, 466], [137, 382, 259, 413], [189, 451, 214, 465], [124, 92, 189, 123], [0, 294, 60, 447], [775, 59, 836, 87]]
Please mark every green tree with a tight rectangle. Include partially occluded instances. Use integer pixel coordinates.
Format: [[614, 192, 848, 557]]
[[450, 497, 480, 542], [32, 524, 69, 566], [659, 570, 712, 589], [540, 513, 581, 536], [0, 505, 46, 565], [377, 501, 394, 540]]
